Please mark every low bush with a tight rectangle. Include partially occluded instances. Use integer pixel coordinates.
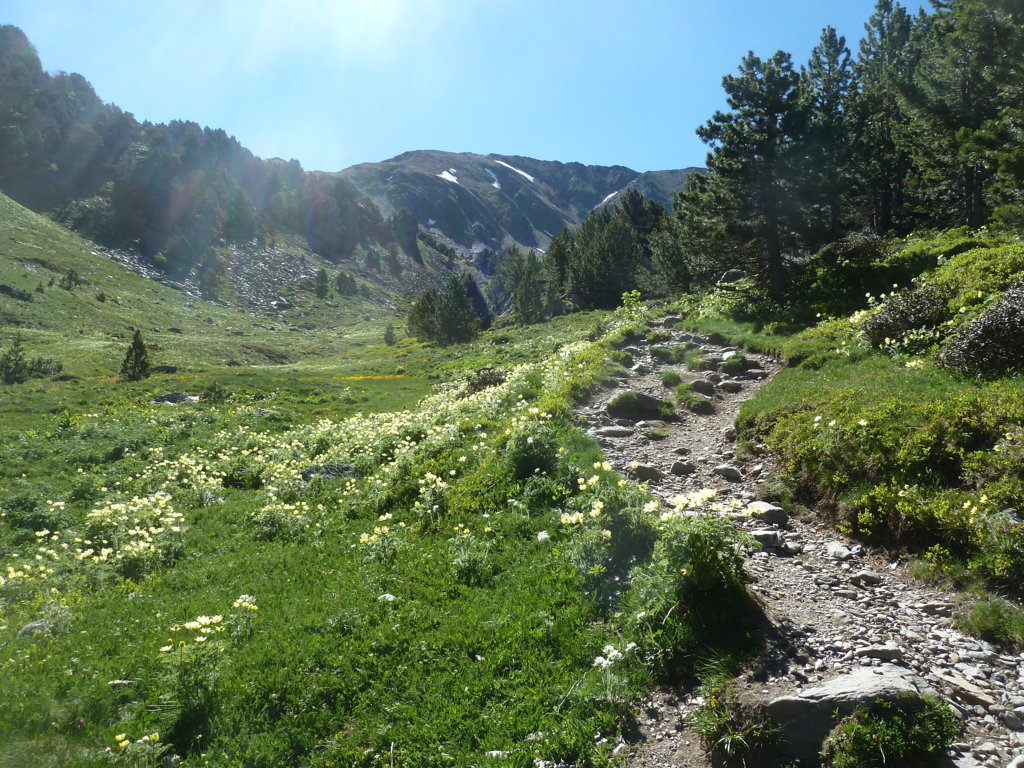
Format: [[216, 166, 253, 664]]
[[691, 673, 777, 766], [956, 596, 1024, 649], [650, 345, 673, 362], [625, 514, 755, 674], [660, 370, 682, 387], [941, 278, 1024, 376], [860, 284, 949, 349], [503, 420, 561, 480], [822, 694, 959, 768], [718, 354, 748, 375]]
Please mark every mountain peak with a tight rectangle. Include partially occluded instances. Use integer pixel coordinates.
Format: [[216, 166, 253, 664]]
[[340, 149, 698, 252]]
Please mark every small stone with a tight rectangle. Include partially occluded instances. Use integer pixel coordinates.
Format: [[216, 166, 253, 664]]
[[854, 644, 905, 662], [921, 602, 953, 617], [719, 380, 744, 393], [782, 540, 805, 555], [595, 426, 634, 437], [850, 570, 883, 586], [713, 464, 743, 482], [690, 379, 716, 396], [632, 464, 663, 481], [747, 501, 788, 526], [751, 529, 781, 548], [670, 461, 696, 476], [1003, 711, 1024, 731]]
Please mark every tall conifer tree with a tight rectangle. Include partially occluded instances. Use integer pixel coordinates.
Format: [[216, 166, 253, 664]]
[[697, 50, 805, 300]]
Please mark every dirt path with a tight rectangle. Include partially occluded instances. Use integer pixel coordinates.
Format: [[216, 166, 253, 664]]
[[575, 316, 1024, 768]]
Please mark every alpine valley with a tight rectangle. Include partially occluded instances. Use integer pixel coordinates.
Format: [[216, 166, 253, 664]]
[[2, 5, 1024, 768]]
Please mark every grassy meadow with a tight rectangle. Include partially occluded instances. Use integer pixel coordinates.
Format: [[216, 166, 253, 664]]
[[1, 196, 759, 767]]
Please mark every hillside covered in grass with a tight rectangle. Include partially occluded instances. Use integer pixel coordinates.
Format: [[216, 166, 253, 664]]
[[674, 228, 1024, 643]]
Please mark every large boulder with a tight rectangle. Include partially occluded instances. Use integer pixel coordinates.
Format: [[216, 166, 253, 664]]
[[767, 665, 938, 763]]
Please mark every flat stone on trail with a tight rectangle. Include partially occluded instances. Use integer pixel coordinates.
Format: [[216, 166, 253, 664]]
[[670, 461, 696, 476], [595, 426, 634, 437], [921, 601, 954, 617], [689, 379, 716, 395], [632, 464, 663, 481], [719, 380, 744, 393], [850, 569, 883, 586], [854, 644, 905, 661], [782, 540, 804, 555], [751, 529, 781, 548], [825, 540, 853, 560], [746, 501, 788, 526], [713, 464, 743, 481], [767, 665, 936, 763]]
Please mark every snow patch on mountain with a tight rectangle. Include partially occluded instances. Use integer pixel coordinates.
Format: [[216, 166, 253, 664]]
[[484, 168, 501, 189], [438, 169, 459, 184], [599, 190, 619, 206], [494, 160, 535, 183]]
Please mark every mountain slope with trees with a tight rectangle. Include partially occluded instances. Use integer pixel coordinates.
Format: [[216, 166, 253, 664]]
[[338, 149, 698, 252]]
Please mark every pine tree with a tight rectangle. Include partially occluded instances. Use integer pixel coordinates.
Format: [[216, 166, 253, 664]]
[[408, 288, 439, 341], [899, 0, 1022, 227], [565, 208, 642, 309], [849, 0, 917, 233], [435, 276, 479, 344], [697, 50, 806, 300], [119, 330, 150, 381], [801, 26, 855, 246], [314, 267, 330, 299], [0, 335, 28, 384], [542, 229, 573, 306], [512, 253, 545, 325]]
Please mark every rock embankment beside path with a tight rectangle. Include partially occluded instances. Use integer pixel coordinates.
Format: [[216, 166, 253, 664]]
[[576, 316, 1024, 767]]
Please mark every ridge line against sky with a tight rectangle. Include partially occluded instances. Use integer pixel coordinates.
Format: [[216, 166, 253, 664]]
[[4, 1, 927, 174]]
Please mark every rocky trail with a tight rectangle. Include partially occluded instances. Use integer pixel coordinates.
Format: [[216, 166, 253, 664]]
[[575, 316, 1024, 767]]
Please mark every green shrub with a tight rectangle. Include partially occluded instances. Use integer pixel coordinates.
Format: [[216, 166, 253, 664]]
[[691, 675, 777, 765], [956, 596, 1024, 649], [861, 284, 949, 349], [503, 421, 560, 480], [650, 345, 673, 362], [660, 370, 682, 387], [822, 695, 959, 768], [626, 516, 754, 672], [0, 335, 63, 384], [646, 330, 671, 344], [941, 278, 1024, 376], [683, 348, 705, 371]]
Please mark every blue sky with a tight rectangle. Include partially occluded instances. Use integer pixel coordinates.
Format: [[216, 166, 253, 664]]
[[4, 1, 927, 173]]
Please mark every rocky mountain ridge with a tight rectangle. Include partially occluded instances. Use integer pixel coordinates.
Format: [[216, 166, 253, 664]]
[[338, 149, 699, 253]]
